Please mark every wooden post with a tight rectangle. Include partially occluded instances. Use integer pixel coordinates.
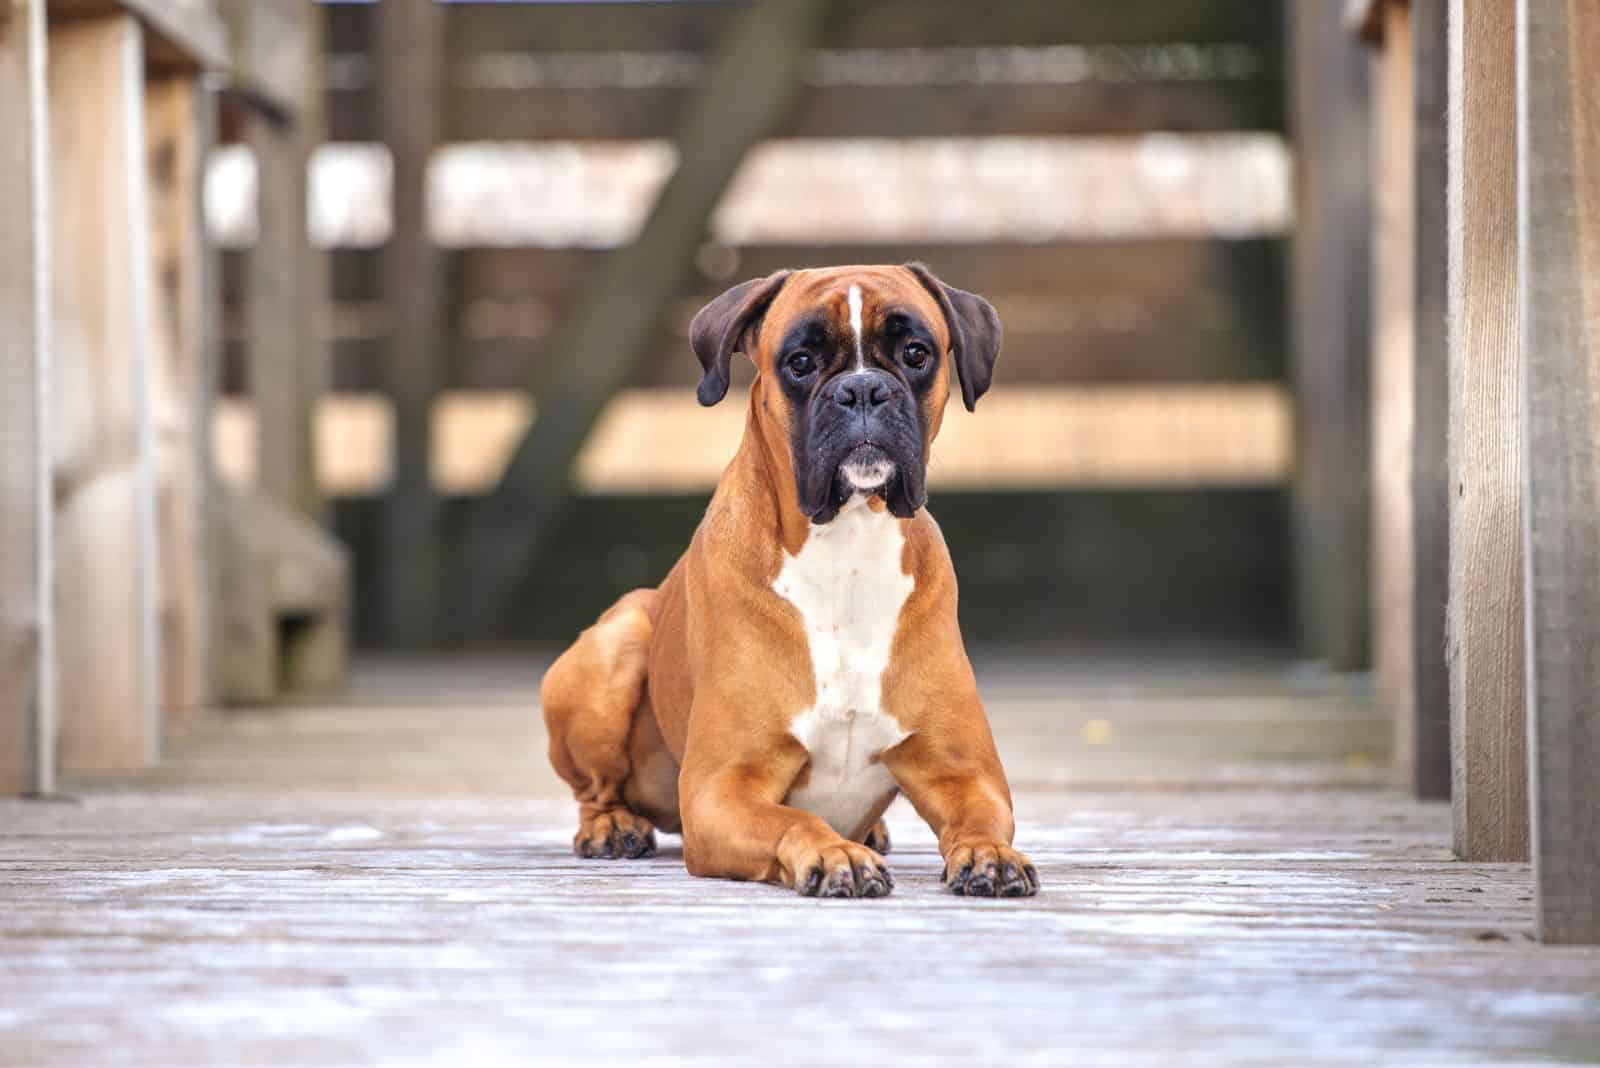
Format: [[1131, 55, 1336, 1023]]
[[1287, 0, 1372, 671], [459, 0, 834, 640], [241, 0, 326, 522], [377, 0, 445, 648], [0, 0, 56, 796], [1407, 0, 1453, 800], [1364, 0, 1425, 801], [1516, 0, 1600, 945], [146, 73, 209, 716], [49, 14, 162, 772], [1446, 0, 1527, 860]]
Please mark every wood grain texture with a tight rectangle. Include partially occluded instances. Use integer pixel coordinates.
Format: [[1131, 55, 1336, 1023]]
[[456, 0, 833, 641], [1409, 0, 1453, 801], [375, 0, 446, 648], [1287, 0, 1372, 670], [1516, 0, 1600, 945], [1445, 0, 1527, 862], [0, 0, 54, 797], [1370, 0, 1420, 808], [2, 655, 1598, 1064], [48, 15, 161, 774]]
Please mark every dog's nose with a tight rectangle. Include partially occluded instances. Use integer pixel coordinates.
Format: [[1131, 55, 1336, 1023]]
[[832, 372, 897, 411]]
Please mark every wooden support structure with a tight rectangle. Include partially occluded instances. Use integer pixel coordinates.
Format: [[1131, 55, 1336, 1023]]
[[1445, 0, 1527, 860], [1288, 0, 1371, 671], [215, 0, 349, 702], [1363, 0, 1423, 799], [241, 3, 325, 521], [1359, 0, 1452, 801], [1516, 0, 1600, 945], [457, 0, 834, 641], [48, 13, 162, 772], [0, 0, 56, 797], [147, 74, 209, 717], [1408, 0, 1453, 801], [377, 0, 446, 648]]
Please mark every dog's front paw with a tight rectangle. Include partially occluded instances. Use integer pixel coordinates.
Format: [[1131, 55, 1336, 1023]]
[[574, 808, 657, 859], [790, 840, 893, 899], [863, 819, 892, 855], [943, 841, 1039, 897]]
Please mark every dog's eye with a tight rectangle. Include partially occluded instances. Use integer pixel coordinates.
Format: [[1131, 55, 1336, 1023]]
[[903, 342, 930, 369], [786, 351, 816, 377]]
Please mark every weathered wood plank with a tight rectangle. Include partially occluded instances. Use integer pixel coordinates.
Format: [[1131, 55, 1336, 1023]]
[[1516, 0, 1600, 946], [1409, 0, 1453, 801], [432, 81, 1280, 143], [48, 14, 161, 773], [441, 0, 1286, 54], [146, 75, 209, 717], [1287, 0, 1371, 670], [1369, 0, 1419, 806], [234, 240, 1285, 394], [4, 651, 1600, 1064], [375, 0, 446, 648], [328, 0, 1285, 140], [0, 0, 55, 797], [1445, 0, 1526, 861], [456, 0, 834, 641]]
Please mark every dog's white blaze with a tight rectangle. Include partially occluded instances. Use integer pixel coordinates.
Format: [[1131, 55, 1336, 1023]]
[[846, 283, 865, 370], [774, 494, 913, 838]]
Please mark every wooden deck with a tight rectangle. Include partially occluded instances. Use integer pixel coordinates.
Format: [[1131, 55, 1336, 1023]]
[[3, 652, 1598, 1066]]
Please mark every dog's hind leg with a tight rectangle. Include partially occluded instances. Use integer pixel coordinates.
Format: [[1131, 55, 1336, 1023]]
[[541, 589, 663, 859]]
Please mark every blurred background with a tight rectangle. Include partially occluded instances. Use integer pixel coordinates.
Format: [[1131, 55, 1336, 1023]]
[[211, 0, 1305, 656]]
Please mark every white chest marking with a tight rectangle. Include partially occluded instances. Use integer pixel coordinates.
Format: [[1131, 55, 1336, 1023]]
[[847, 283, 866, 370], [773, 495, 913, 838]]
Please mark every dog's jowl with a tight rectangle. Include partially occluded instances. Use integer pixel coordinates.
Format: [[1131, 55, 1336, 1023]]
[[541, 264, 1038, 899]]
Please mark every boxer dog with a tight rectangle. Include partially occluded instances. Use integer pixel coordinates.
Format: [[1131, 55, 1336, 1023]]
[[541, 264, 1038, 898]]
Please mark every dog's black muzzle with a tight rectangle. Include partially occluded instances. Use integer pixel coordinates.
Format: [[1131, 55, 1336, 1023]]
[[797, 369, 927, 523]]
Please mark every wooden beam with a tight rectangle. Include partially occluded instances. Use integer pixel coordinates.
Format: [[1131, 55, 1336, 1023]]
[[146, 74, 209, 716], [47, 0, 227, 71], [1287, 0, 1372, 670], [1446, 0, 1527, 860], [49, 15, 162, 772], [375, 0, 446, 648], [219, 0, 312, 121], [457, 0, 834, 641], [1368, 0, 1420, 804], [1516, 0, 1600, 945], [0, 0, 55, 796], [1407, 0, 1453, 800]]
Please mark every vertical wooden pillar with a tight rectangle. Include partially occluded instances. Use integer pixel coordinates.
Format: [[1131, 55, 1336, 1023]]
[[0, 0, 55, 796], [246, 104, 323, 520], [1288, 1, 1372, 671], [49, 15, 162, 773], [1516, 0, 1600, 946], [1366, 0, 1420, 802], [1408, 0, 1453, 801], [147, 74, 210, 717], [378, 0, 445, 647], [1446, 0, 1528, 861]]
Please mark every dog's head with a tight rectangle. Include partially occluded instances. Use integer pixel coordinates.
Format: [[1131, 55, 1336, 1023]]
[[690, 264, 1001, 524]]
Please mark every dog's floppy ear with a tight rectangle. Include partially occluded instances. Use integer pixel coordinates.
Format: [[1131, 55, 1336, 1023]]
[[905, 263, 1002, 412], [689, 270, 792, 406]]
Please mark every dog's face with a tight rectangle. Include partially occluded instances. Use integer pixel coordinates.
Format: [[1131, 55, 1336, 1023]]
[[690, 265, 1002, 523]]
